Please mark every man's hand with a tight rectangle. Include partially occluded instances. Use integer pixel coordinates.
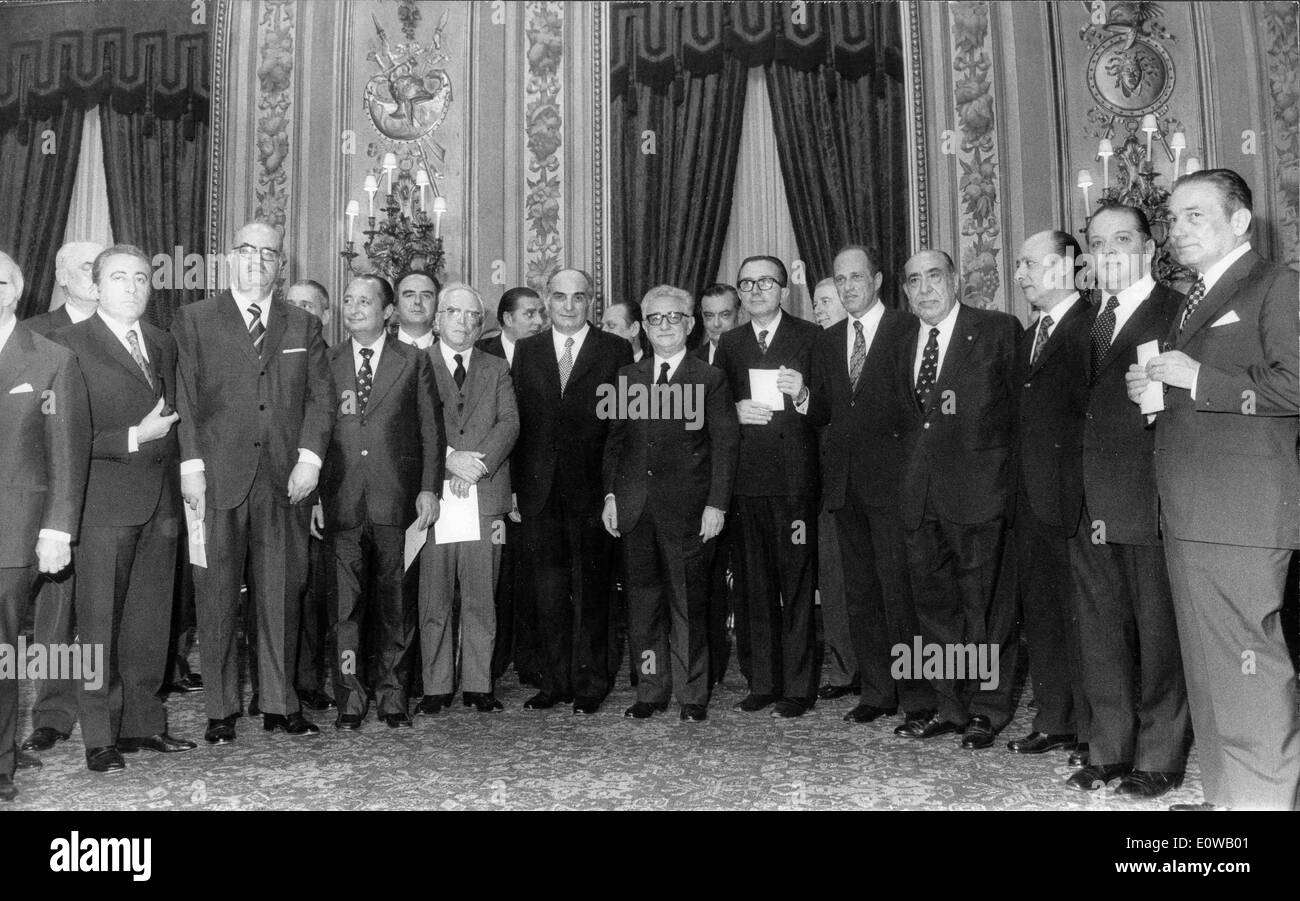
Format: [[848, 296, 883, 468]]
[[602, 495, 619, 538], [137, 397, 180, 444], [35, 536, 71, 574], [446, 450, 488, 483], [287, 461, 319, 505], [736, 399, 774, 425], [414, 491, 439, 530], [508, 492, 521, 524], [449, 475, 473, 499], [1146, 350, 1200, 391], [181, 471, 206, 520], [777, 365, 804, 398], [310, 502, 325, 539], [699, 506, 725, 542]]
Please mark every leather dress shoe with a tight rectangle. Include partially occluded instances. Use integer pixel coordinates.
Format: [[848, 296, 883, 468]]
[[680, 704, 708, 722], [771, 699, 808, 718], [381, 712, 413, 728], [86, 746, 126, 773], [0, 774, 16, 802], [817, 683, 859, 700], [573, 697, 602, 715], [523, 691, 572, 710], [463, 692, 504, 712], [299, 689, 336, 711], [164, 673, 204, 693], [247, 694, 262, 717], [735, 693, 775, 712], [960, 715, 996, 749], [204, 716, 237, 744], [843, 703, 896, 724], [1065, 763, 1131, 791], [21, 726, 69, 752], [895, 711, 960, 739], [1170, 801, 1224, 811], [1115, 770, 1184, 800], [416, 693, 454, 714], [1007, 731, 1077, 754], [334, 713, 363, 730], [16, 749, 42, 769], [624, 701, 667, 719], [117, 733, 197, 753], [263, 712, 321, 735], [1069, 742, 1090, 766]]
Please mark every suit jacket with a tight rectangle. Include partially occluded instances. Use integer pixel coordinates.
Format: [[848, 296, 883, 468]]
[[319, 338, 445, 530], [512, 326, 633, 517], [691, 340, 720, 367], [602, 353, 739, 532], [52, 316, 181, 528], [24, 303, 74, 337], [1056, 282, 1183, 546], [713, 313, 820, 498], [171, 291, 335, 510], [476, 334, 506, 365], [0, 324, 90, 567], [896, 304, 1021, 531], [429, 343, 519, 517], [1013, 296, 1094, 532], [1154, 248, 1299, 549], [808, 307, 917, 510]]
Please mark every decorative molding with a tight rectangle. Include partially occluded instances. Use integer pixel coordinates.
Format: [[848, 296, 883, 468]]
[[901, 0, 928, 252], [253, 0, 294, 233], [593, 0, 606, 301], [523, 1, 564, 292], [1257, 1, 1299, 264], [209, 0, 232, 263]]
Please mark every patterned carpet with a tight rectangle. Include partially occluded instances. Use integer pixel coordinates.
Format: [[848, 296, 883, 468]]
[[6, 645, 1206, 811]]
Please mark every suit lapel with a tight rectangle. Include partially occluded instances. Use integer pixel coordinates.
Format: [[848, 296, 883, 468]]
[[564, 327, 601, 391], [366, 341, 407, 412], [0, 324, 30, 391], [1028, 298, 1086, 376], [463, 348, 491, 409], [221, 293, 262, 365], [330, 342, 356, 406], [932, 305, 977, 403], [1173, 250, 1257, 348], [1099, 286, 1160, 379], [90, 314, 155, 395], [260, 298, 288, 359]]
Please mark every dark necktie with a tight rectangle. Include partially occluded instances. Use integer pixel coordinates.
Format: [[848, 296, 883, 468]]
[[915, 327, 940, 409], [453, 353, 466, 389], [848, 319, 866, 391], [357, 347, 374, 412], [125, 330, 154, 391], [657, 361, 670, 385], [1030, 313, 1053, 367], [247, 303, 266, 355], [1178, 276, 1207, 335], [757, 329, 769, 355], [1090, 295, 1120, 381]]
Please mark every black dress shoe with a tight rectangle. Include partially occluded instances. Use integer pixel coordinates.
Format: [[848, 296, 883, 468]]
[[895, 711, 960, 739], [204, 716, 237, 744], [680, 704, 708, 722], [843, 703, 896, 724], [16, 749, 42, 769], [523, 691, 572, 710], [334, 713, 363, 730], [817, 683, 859, 700], [263, 712, 321, 735], [735, 693, 775, 712], [1007, 731, 1077, 754], [463, 692, 504, 712], [0, 774, 16, 801], [20, 726, 69, 752], [892, 709, 935, 735], [961, 715, 996, 749], [771, 699, 808, 718], [573, 697, 602, 715], [1065, 763, 1131, 791], [299, 689, 337, 711], [1115, 770, 1184, 800], [381, 712, 413, 728], [163, 673, 204, 694], [416, 693, 454, 714], [1169, 801, 1224, 811], [117, 733, 198, 753], [86, 746, 126, 772], [624, 701, 667, 719], [248, 694, 262, 717], [1068, 743, 1090, 766]]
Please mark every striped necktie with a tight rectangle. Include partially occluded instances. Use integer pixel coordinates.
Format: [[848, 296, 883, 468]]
[[125, 330, 154, 391], [247, 303, 266, 355], [1030, 314, 1053, 366], [848, 319, 866, 392]]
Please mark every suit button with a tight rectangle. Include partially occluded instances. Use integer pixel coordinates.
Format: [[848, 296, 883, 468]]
[[154, 456, 162, 464], [260, 371, 266, 377], [259, 404, 266, 411], [254, 441, 261, 447], [459, 429, 464, 435], [647, 469, 653, 476], [1024, 382, 1031, 389], [361, 450, 368, 456], [923, 423, 931, 430]]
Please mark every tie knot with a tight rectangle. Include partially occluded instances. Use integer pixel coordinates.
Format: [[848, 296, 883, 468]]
[[564, 337, 574, 349], [853, 320, 863, 334], [1040, 314, 1054, 331], [660, 362, 670, 375], [759, 330, 768, 342], [126, 330, 141, 348], [360, 347, 373, 360], [247, 303, 261, 319], [929, 327, 940, 339], [454, 353, 463, 366], [1105, 295, 1120, 312]]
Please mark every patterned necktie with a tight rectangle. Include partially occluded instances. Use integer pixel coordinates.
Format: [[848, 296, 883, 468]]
[[124, 330, 154, 391], [657, 361, 670, 385], [915, 327, 940, 409], [757, 329, 769, 355], [247, 303, 266, 355], [848, 319, 866, 391], [1090, 295, 1120, 381], [453, 353, 466, 389], [1030, 314, 1053, 367], [558, 336, 574, 395], [357, 347, 374, 412], [1178, 276, 1207, 335]]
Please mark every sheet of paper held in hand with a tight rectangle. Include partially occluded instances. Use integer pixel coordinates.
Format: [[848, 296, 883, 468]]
[[748, 368, 784, 412], [403, 521, 427, 571], [1136, 340, 1165, 414], [186, 505, 207, 568], [434, 481, 480, 545]]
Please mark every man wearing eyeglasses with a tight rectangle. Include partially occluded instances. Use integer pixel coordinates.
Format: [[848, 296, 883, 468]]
[[712, 255, 821, 718], [171, 221, 335, 743]]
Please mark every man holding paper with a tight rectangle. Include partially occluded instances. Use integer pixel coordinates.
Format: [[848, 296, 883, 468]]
[[315, 274, 443, 729], [419, 283, 518, 713], [1126, 169, 1300, 810]]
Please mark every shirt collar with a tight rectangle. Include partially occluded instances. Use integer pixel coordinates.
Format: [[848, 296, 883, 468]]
[[1199, 241, 1252, 294], [926, 301, 962, 337], [351, 331, 386, 356], [1034, 292, 1081, 324], [1114, 273, 1156, 307], [552, 323, 589, 355], [0, 316, 16, 354], [62, 300, 97, 323], [96, 308, 145, 348], [847, 301, 885, 330], [440, 340, 473, 370], [397, 326, 434, 348], [751, 308, 783, 342], [653, 348, 688, 377]]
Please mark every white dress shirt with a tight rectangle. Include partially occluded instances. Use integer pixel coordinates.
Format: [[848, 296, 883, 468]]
[[553, 323, 590, 362], [61, 300, 96, 323], [844, 301, 886, 370], [397, 326, 435, 350], [1108, 273, 1156, 340], [1030, 292, 1081, 345], [97, 310, 152, 454], [352, 331, 387, 379], [751, 309, 783, 347], [439, 341, 473, 379], [500, 334, 517, 368], [913, 301, 963, 382], [652, 348, 688, 382]]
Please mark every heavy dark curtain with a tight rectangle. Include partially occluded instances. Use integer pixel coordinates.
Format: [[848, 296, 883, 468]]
[[0, 105, 84, 320]]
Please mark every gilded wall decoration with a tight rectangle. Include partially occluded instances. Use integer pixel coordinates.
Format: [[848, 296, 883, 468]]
[[1258, 1, 1299, 263], [253, 0, 294, 232], [524, 1, 564, 292]]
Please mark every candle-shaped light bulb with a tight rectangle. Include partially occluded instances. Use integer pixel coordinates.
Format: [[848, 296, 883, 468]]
[[1184, 157, 1201, 176], [1169, 132, 1186, 178], [345, 200, 359, 241], [1097, 138, 1114, 188], [363, 175, 379, 217], [1141, 114, 1158, 160], [415, 169, 431, 212], [382, 152, 398, 193], [431, 195, 448, 238], [1077, 169, 1093, 210]]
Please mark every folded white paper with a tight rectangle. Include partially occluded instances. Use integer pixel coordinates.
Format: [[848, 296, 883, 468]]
[[186, 505, 207, 569], [1136, 340, 1164, 414], [748, 369, 783, 412], [435, 482, 480, 544]]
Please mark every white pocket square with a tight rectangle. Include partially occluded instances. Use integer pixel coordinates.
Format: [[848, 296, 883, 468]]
[[281, 347, 307, 354], [1210, 310, 1240, 327], [8, 383, 33, 394]]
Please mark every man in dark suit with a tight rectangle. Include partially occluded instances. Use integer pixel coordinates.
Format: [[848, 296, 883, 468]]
[[315, 275, 442, 729], [0, 251, 90, 801], [171, 221, 335, 742], [1127, 169, 1299, 810], [694, 284, 738, 368], [1004, 230, 1093, 757], [807, 246, 931, 726], [512, 267, 632, 714], [1060, 204, 1190, 798], [18, 240, 102, 756], [393, 272, 440, 350], [713, 255, 820, 717], [420, 283, 517, 712], [53, 245, 198, 771], [894, 250, 1021, 747], [602, 285, 739, 721]]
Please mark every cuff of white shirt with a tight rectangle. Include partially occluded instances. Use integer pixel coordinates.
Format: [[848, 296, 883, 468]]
[[180, 459, 205, 475], [1189, 368, 1199, 400], [795, 392, 810, 415], [297, 449, 323, 469], [38, 529, 71, 544], [604, 493, 615, 503], [128, 426, 139, 454]]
